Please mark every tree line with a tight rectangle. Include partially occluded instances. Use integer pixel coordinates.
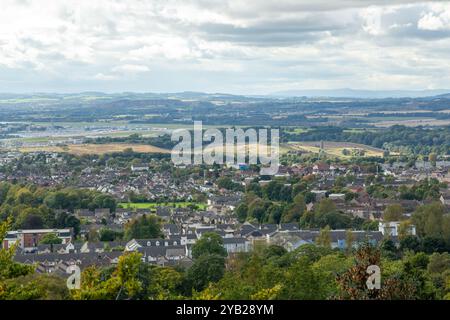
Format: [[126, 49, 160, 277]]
[[0, 182, 117, 235], [283, 125, 450, 155]]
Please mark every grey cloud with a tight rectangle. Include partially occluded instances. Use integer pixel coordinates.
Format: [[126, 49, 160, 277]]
[[371, 4, 450, 40], [20, 37, 50, 49], [162, 2, 448, 48], [180, 12, 358, 46], [192, 0, 433, 14], [37, 52, 66, 61], [390, 26, 450, 40], [197, 22, 330, 46]]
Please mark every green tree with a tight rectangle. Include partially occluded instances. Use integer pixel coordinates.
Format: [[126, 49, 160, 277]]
[[398, 220, 413, 240], [400, 235, 421, 252], [316, 198, 336, 217], [0, 218, 62, 300], [312, 253, 352, 298], [192, 232, 227, 260], [54, 213, 81, 237], [383, 204, 404, 222], [0, 274, 69, 300], [282, 194, 306, 223], [429, 153, 437, 166], [72, 252, 145, 300], [39, 233, 62, 245], [235, 203, 248, 223], [412, 202, 447, 238], [187, 254, 226, 291], [100, 228, 123, 242], [316, 226, 332, 248], [247, 198, 269, 223], [147, 267, 183, 299], [427, 253, 450, 274], [0, 218, 34, 282], [124, 215, 163, 240], [334, 176, 346, 188], [345, 229, 354, 254], [267, 204, 284, 224], [280, 256, 329, 299]]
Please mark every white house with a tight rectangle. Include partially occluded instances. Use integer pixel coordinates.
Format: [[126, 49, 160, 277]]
[[379, 221, 416, 237], [3, 228, 72, 250], [131, 163, 149, 172], [222, 237, 250, 253], [311, 190, 327, 200], [328, 193, 346, 201]]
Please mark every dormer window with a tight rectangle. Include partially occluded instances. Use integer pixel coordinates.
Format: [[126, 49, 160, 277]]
[[147, 241, 151, 246], [173, 241, 177, 245], [156, 241, 160, 246]]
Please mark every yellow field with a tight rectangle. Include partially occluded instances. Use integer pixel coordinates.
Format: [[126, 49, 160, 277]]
[[286, 141, 384, 158], [202, 143, 282, 156], [20, 143, 170, 155], [18, 141, 383, 158], [374, 119, 450, 127]]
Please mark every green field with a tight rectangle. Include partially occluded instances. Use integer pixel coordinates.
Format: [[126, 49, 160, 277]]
[[283, 127, 309, 134], [119, 202, 207, 210]]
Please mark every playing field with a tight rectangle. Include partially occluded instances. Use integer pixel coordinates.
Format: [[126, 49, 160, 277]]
[[119, 202, 207, 210]]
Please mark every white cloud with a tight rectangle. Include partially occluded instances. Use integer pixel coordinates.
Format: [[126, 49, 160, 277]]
[[94, 73, 118, 81], [418, 3, 450, 30], [361, 6, 385, 35], [112, 64, 150, 74]]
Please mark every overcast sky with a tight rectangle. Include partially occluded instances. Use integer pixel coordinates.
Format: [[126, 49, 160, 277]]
[[1, 0, 450, 94]]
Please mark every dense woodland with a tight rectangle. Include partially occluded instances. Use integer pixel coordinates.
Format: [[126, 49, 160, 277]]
[[85, 134, 177, 150]]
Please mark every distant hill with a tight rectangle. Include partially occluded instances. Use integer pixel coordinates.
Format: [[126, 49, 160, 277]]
[[2, 90, 450, 101], [272, 88, 450, 99]]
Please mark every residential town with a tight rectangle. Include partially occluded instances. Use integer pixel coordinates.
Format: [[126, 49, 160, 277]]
[[2, 148, 449, 283]]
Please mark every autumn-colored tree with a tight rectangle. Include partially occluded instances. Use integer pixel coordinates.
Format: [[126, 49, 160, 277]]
[[147, 267, 183, 299], [336, 243, 381, 300], [429, 153, 437, 166], [336, 243, 416, 300], [250, 284, 283, 300], [124, 214, 163, 240], [316, 226, 332, 248], [345, 229, 354, 255], [383, 204, 404, 222], [72, 252, 145, 300], [397, 220, 413, 240]]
